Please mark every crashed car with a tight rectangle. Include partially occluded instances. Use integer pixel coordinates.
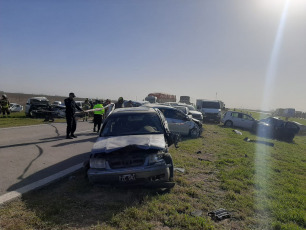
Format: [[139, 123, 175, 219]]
[[87, 107, 176, 186], [253, 117, 300, 142], [25, 97, 51, 118], [9, 103, 23, 112], [143, 104, 203, 138], [174, 104, 203, 122]]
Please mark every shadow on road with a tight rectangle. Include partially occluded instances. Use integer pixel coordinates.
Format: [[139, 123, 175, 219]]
[[5, 133, 97, 192], [7, 152, 91, 192]]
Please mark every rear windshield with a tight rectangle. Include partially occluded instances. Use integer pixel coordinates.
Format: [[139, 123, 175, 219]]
[[30, 99, 49, 105], [101, 113, 164, 136], [202, 101, 220, 109]]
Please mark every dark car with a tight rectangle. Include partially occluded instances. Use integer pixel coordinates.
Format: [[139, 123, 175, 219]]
[[86, 107, 176, 187], [253, 117, 300, 142], [25, 97, 50, 118]]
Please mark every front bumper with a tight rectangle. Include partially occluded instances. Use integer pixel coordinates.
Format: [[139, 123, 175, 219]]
[[203, 113, 221, 122], [87, 163, 170, 185]]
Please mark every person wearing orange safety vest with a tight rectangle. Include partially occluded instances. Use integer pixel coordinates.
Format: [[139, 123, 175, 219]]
[[93, 100, 105, 132]]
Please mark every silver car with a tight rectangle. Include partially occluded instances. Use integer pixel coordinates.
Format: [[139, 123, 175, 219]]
[[222, 111, 256, 130], [87, 107, 175, 187]]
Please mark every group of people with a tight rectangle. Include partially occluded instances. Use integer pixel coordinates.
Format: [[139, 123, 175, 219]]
[[0, 94, 10, 117], [64, 93, 130, 139]]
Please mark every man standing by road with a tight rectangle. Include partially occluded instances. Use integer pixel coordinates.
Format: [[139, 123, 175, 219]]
[[64, 92, 83, 139], [115, 97, 124, 109]]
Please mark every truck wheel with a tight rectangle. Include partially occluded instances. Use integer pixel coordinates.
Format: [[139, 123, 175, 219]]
[[224, 120, 233, 127], [163, 154, 173, 180], [190, 127, 200, 138]]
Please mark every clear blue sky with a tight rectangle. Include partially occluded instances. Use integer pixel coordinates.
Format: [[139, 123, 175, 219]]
[[1, 0, 305, 111]]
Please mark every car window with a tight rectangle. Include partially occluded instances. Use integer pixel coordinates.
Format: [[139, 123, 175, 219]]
[[231, 112, 239, 118], [202, 101, 220, 109], [101, 113, 163, 136], [242, 114, 253, 120], [187, 105, 196, 111], [285, 122, 298, 129]]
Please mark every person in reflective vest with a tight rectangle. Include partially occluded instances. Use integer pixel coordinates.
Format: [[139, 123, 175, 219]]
[[93, 100, 105, 132], [0, 94, 10, 117]]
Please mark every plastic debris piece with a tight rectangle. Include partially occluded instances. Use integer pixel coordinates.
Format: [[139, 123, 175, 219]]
[[174, 168, 185, 173], [233, 130, 242, 135], [197, 150, 202, 154], [208, 208, 231, 221]]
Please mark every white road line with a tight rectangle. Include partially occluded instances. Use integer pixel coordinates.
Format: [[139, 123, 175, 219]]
[[0, 163, 83, 205]]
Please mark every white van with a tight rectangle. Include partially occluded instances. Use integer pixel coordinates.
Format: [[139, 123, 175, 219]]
[[196, 99, 221, 123]]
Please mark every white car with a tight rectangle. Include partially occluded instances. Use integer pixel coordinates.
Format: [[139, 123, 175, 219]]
[[222, 111, 256, 130], [9, 103, 23, 112]]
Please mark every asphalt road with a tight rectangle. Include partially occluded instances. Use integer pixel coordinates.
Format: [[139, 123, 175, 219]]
[[0, 121, 97, 198]]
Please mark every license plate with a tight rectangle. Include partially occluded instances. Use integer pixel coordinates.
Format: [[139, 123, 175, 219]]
[[119, 174, 136, 182]]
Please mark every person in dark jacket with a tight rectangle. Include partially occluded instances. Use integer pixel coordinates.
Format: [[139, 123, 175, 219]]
[[64, 92, 83, 139], [115, 97, 124, 109]]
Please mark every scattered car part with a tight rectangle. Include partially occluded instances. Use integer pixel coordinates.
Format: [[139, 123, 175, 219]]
[[243, 137, 274, 147], [174, 167, 185, 173], [233, 130, 242, 135], [208, 208, 231, 221]]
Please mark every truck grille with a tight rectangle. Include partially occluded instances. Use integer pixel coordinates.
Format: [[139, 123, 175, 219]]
[[108, 155, 146, 169]]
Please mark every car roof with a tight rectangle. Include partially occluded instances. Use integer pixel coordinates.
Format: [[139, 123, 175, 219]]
[[111, 107, 158, 115], [30, 97, 48, 101], [142, 104, 176, 110]]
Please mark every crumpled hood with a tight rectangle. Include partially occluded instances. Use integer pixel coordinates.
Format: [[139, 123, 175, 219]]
[[189, 110, 202, 115], [91, 134, 166, 154]]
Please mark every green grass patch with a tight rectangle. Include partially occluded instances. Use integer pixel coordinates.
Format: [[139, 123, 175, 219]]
[[1, 124, 305, 229], [0, 112, 66, 128]]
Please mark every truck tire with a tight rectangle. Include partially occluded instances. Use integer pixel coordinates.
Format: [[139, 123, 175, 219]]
[[224, 120, 233, 127], [163, 154, 173, 180], [190, 127, 199, 138]]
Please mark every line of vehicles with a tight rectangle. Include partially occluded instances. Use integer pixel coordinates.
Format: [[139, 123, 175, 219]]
[[85, 98, 223, 187], [7, 94, 304, 188], [221, 110, 302, 142], [86, 103, 303, 187]]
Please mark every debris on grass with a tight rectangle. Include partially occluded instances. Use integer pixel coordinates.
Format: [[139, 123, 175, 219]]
[[174, 168, 185, 173], [233, 130, 242, 135], [196, 150, 202, 154], [208, 208, 231, 221], [198, 157, 211, 162], [243, 137, 274, 147]]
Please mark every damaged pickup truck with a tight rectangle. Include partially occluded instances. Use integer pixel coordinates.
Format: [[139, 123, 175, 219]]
[[86, 107, 176, 187]]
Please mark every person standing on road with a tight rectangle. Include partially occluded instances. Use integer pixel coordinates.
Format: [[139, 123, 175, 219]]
[[82, 98, 91, 122], [0, 94, 11, 117], [115, 97, 124, 109], [93, 100, 105, 132], [64, 92, 83, 139]]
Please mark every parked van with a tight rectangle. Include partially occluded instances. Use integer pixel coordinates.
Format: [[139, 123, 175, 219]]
[[196, 99, 221, 123]]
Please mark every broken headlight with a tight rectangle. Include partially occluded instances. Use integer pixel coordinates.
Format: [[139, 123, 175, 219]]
[[90, 158, 106, 169], [148, 154, 159, 165]]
